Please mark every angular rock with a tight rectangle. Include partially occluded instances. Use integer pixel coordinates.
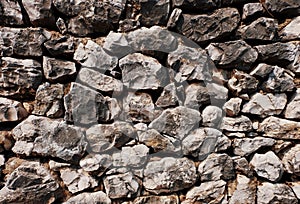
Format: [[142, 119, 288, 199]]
[[258, 116, 300, 139], [59, 168, 97, 193], [229, 175, 256, 204], [228, 70, 258, 96], [257, 182, 298, 204], [250, 151, 283, 182], [178, 8, 240, 44], [155, 83, 180, 108], [63, 191, 111, 204], [0, 57, 42, 99], [265, 0, 300, 16], [103, 31, 133, 58], [167, 8, 182, 29], [56, 17, 67, 34], [282, 145, 300, 175], [182, 128, 231, 160], [242, 3, 264, 21], [119, 53, 169, 90], [167, 43, 214, 82], [280, 16, 300, 40], [78, 68, 123, 93], [233, 137, 276, 156], [0, 97, 28, 123], [242, 93, 287, 118], [0, 0, 23, 25], [198, 153, 234, 181], [182, 180, 226, 204], [140, 0, 170, 26], [233, 156, 253, 177], [206, 40, 258, 70], [149, 106, 201, 140], [79, 154, 112, 174], [172, 0, 221, 11], [202, 106, 223, 127], [74, 40, 118, 72], [64, 82, 110, 125], [250, 63, 275, 78], [44, 35, 76, 57], [49, 160, 70, 171], [223, 98, 243, 116], [12, 115, 87, 161], [134, 195, 179, 204], [43, 56, 76, 82], [0, 161, 61, 204], [285, 88, 300, 119], [143, 157, 197, 194], [104, 171, 140, 199], [290, 182, 300, 200], [86, 121, 136, 153], [32, 83, 64, 118], [221, 116, 252, 132], [255, 42, 297, 66], [22, 0, 54, 27], [0, 131, 13, 152]]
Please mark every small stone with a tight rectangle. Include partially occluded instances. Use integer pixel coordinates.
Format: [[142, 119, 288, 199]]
[[32, 83, 64, 118], [250, 151, 283, 182], [155, 83, 180, 108], [242, 93, 287, 118], [280, 16, 300, 40], [119, 53, 169, 90], [202, 106, 223, 127], [221, 116, 252, 132], [206, 40, 257, 70], [56, 17, 67, 34], [198, 153, 234, 181], [104, 171, 140, 199], [0, 57, 43, 99], [43, 56, 76, 82], [63, 191, 111, 204], [242, 3, 264, 21], [223, 98, 243, 116], [257, 182, 297, 204], [134, 195, 179, 204], [285, 88, 300, 119], [0, 0, 23, 25], [143, 157, 197, 194], [103, 31, 133, 58], [258, 116, 300, 139], [282, 145, 300, 176], [0, 97, 28, 123], [60, 168, 97, 193], [44, 35, 76, 57], [233, 137, 276, 156], [233, 156, 253, 177], [228, 70, 259, 96], [250, 63, 274, 78], [229, 175, 257, 204], [79, 154, 112, 174], [140, 0, 170, 26], [167, 8, 182, 29], [178, 8, 240, 44], [86, 121, 136, 153], [149, 106, 201, 140], [238, 17, 278, 41], [182, 127, 231, 160], [183, 180, 226, 204]]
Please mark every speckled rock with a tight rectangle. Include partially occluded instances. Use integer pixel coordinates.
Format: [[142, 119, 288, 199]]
[[233, 137, 276, 156], [285, 88, 300, 119], [223, 98, 242, 117], [0, 97, 28, 123], [172, 0, 221, 12], [280, 16, 300, 40], [140, 0, 170, 26], [282, 144, 300, 176], [229, 175, 257, 204], [265, 0, 300, 16], [44, 35, 76, 57], [0, 0, 23, 26], [242, 3, 264, 21], [63, 191, 111, 204], [228, 70, 258, 96], [103, 31, 133, 58], [202, 106, 223, 127], [155, 83, 180, 108], [221, 116, 252, 132], [79, 154, 112, 174], [133, 195, 179, 204]]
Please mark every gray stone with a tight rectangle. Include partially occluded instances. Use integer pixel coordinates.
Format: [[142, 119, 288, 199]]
[[64, 82, 110, 125], [221, 116, 252, 132], [78, 68, 123, 93], [202, 106, 223, 127], [167, 43, 214, 82], [257, 182, 297, 204], [0, 97, 28, 123], [143, 157, 197, 194], [0, 161, 61, 204], [119, 53, 169, 90], [242, 93, 287, 118], [172, 0, 221, 11], [149, 106, 201, 140], [242, 3, 264, 21], [63, 191, 111, 204], [178, 8, 240, 44], [104, 97, 121, 121], [60, 168, 97, 194], [265, 0, 300, 16], [140, 0, 170, 26], [167, 8, 182, 29], [229, 175, 257, 204], [228, 70, 258, 95], [250, 63, 275, 78], [32, 83, 64, 118], [86, 121, 136, 153], [53, 0, 88, 16], [233, 156, 253, 177], [282, 144, 300, 175], [44, 35, 76, 57], [0, 57, 42, 99], [49, 160, 71, 171], [258, 116, 300, 139], [0, 0, 23, 25], [250, 151, 283, 182], [133, 195, 179, 204], [198, 153, 234, 181], [182, 127, 231, 160], [238, 17, 278, 41], [255, 42, 297, 66], [290, 182, 300, 200], [223, 98, 242, 117], [79, 154, 112, 174], [280, 16, 300, 40], [12, 115, 87, 161], [233, 137, 276, 156], [43, 56, 76, 82], [103, 31, 133, 58], [182, 180, 226, 204], [207, 40, 258, 70], [285, 88, 300, 119], [104, 171, 140, 199], [155, 83, 180, 108]]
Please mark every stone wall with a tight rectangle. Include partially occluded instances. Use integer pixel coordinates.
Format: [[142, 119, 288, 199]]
[[0, 0, 300, 203]]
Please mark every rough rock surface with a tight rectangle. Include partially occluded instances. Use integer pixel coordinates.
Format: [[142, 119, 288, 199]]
[[229, 175, 256, 204], [134, 195, 179, 204], [0, 97, 28, 122], [223, 98, 242, 116], [228, 70, 258, 96], [282, 144, 300, 176], [63, 191, 111, 204], [140, 0, 170, 26], [221, 116, 252, 132], [285, 88, 300, 119], [233, 137, 276, 156], [0, 0, 23, 26], [280, 16, 300, 40]]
